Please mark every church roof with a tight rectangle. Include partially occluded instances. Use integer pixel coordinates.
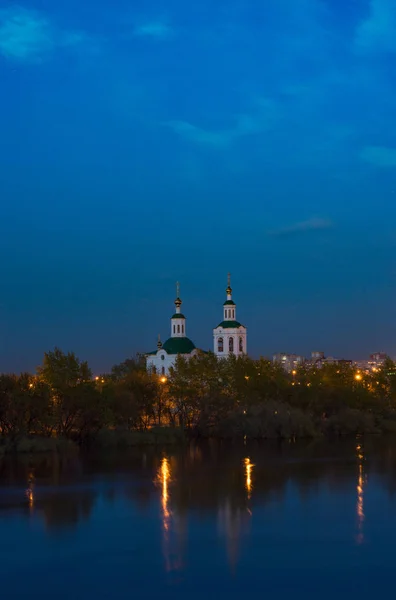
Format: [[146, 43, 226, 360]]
[[171, 313, 186, 319], [215, 320, 244, 329], [223, 300, 236, 306], [162, 337, 196, 355]]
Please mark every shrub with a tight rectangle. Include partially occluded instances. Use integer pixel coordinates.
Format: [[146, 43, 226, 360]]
[[324, 409, 378, 436]]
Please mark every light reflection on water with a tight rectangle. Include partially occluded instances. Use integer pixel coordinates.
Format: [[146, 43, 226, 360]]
[[158, 456, 171, 529], [356, 441, 365, 545], [244, 457, 254, 501], [1, 437, 396, 599], [26, 470, 35, 511]]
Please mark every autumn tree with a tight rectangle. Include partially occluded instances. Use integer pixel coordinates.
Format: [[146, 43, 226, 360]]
[[36, 348, 105, 440]]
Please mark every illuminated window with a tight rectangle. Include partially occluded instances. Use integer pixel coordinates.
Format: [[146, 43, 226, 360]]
[[218, 337, 224, 352], [229, 337, 234, 353], [239, 337, 243, 352]]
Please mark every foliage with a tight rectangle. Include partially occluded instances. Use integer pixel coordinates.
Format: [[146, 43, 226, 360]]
[[37, 347, 92, 391], [2, 348, 396, 451], [0, 373, 53, 441], [109, 355, 146, 382]]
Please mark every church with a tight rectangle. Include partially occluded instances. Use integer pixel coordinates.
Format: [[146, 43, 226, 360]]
[[145, 276, 247, 375], [145, 283, 200, 376], [213, 274, 247, 358]]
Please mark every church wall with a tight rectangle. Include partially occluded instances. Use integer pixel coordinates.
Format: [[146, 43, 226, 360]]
[[213, 328, 247, 357], [146, 349, 199, 376], [146, 350, 177, 376], [170, 317, 186, 338]]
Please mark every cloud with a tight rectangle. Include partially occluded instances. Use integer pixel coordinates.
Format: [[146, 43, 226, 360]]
[[355, 0, 396, 54], [60, 30, 101, 55], [0, 6, 95, 62], [0, 6, 53, 60], [165, 98, 279, 147], [361, 145, 396, 167], [165, 121, 233, 146], [268, 218, 334, 238], [133, 21, 173, 39]]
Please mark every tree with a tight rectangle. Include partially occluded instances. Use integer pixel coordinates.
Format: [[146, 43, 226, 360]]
[[37, 348, 93, 438], [37, 347, 92, 393], [108, 370, 159, 430], [109, 355, 146, 382], [0, 374, 53, 442]]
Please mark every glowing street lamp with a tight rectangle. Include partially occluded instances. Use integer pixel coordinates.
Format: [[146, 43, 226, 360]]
[[160, 376, 167, 384]]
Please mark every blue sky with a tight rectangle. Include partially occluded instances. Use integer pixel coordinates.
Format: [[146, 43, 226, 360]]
[[1, 0, 396, 372]]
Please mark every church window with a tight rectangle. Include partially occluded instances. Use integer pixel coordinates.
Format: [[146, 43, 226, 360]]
[[239, 337, 243, 352], [232, 309, 235, 319], [218, 337, 224, 353], [173, 325, 175, 334], [229, 337, 234, 353], [161, 355, 165, 361], [177, 324, 180, 333], [161, 366, 165, 375], [182, 324, 184, 334]]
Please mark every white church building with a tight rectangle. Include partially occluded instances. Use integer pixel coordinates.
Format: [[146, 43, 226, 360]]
[[145, 276, 247, 375], [213, 275, 247, 357], [145, 284, 200, 376]]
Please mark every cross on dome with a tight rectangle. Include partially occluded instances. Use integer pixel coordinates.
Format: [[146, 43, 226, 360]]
[[174, 281, 182, 312], [226, 272, 232, 298]]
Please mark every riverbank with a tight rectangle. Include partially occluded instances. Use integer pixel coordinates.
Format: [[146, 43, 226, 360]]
[[2, 406, 396, 455], [0, 427, 187, 456]]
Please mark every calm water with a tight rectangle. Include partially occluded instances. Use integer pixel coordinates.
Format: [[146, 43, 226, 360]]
[[1, 436, 396, 599]]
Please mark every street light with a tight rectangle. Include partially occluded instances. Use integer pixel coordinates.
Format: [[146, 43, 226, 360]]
[[160, 376, 167, 384]]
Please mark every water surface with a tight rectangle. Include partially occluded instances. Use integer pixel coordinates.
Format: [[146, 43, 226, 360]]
[[1, 437, 396, 599]]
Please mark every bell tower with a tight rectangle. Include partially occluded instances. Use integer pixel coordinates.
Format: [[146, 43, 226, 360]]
[[213, 274, 247, 357], [170, 281, 186, 338]]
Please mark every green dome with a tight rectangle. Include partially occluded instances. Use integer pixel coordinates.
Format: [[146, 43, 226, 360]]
[[162, 337, 196, 355], [215, 320, 244, 329], [171, 313, 186, 319], [223, 300, 236, 306]]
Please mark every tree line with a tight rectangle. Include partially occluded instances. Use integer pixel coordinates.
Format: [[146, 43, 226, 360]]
[[1, 348, 396, 448]]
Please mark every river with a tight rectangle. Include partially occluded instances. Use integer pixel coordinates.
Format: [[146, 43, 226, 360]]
[[1, 436, 396, 599]]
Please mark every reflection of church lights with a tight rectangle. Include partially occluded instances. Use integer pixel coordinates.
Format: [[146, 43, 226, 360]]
[[156, 456, 184, 573], [26, 488, 34, 508], [26, 471, 34, 510], [356, 443, 365, 544], [160, 457, 171, 530], [244, 458, 254, 500]]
